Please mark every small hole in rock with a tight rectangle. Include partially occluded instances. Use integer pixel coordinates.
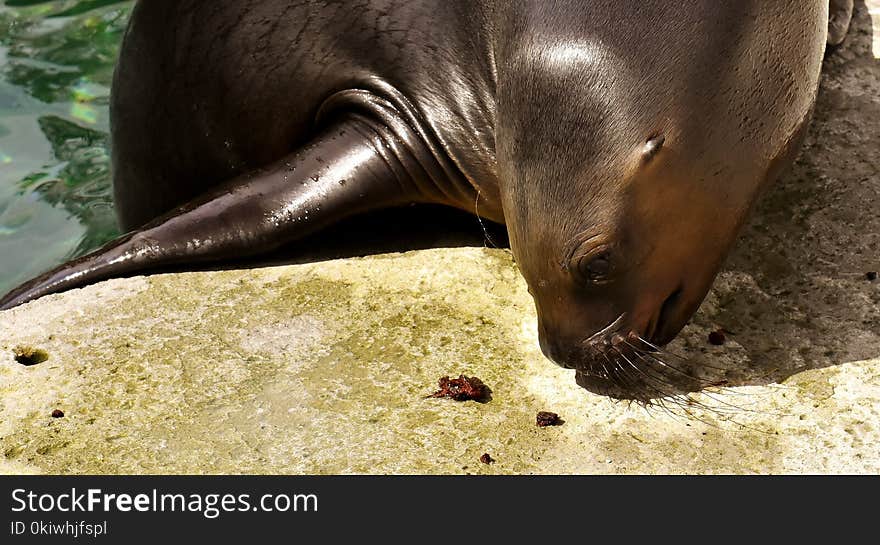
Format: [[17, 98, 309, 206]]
[[13, 346, 49, 366]]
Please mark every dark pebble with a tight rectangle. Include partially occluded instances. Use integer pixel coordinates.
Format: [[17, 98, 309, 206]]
[[708, 330, 726, 345], [51, 409, 64, 418], [479, 453, 494, 464]]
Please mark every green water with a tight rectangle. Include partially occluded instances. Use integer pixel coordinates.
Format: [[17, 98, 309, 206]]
[[0, 0, 132, 296]]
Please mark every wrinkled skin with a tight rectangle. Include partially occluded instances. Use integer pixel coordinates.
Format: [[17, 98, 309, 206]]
[[0, 1, 852, 401]]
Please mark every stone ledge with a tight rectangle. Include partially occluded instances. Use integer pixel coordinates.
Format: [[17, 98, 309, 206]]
[[1, 248, 877, 474]]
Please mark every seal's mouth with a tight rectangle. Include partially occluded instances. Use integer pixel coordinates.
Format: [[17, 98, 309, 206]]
[[537, 285, 711, 401], [573, 330, 706, 402], [560, 311, 708, 402]]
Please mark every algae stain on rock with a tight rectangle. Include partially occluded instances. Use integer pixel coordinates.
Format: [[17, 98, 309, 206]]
[[587, 416, 785, 474], [197, 252, 562, 473], [784, 366, 840, 403]]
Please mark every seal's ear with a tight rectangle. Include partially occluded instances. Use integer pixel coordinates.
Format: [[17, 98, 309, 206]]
[[827, 0, 853, 47]]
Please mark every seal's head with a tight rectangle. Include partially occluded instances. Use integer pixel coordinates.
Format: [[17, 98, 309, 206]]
[[495, 2, 827, 400]]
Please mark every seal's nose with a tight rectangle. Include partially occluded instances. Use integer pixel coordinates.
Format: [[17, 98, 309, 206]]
[[537, 322, 574, 368], [535, 297, 625, 369], [539, 336, 563, 367]]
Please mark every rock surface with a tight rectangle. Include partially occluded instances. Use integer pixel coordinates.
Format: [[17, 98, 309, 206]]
[[1, 3, 879, 474], [1, 247, 878, 475]]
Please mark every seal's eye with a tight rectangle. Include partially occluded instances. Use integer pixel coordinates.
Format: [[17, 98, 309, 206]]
[[577, 250, 613, 284]]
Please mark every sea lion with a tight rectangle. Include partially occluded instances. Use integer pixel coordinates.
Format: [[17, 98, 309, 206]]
[[0, 1, 853, 401]]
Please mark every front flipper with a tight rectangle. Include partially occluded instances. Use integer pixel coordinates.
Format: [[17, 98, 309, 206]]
[[827, 0, 854, 47], [0, 114, 438, 310]]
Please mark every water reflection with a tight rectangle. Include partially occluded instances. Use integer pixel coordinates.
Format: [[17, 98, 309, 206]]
[[0, 0, 132, 294]]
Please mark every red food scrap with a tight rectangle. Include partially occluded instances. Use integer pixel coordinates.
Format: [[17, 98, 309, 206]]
[[428, 374, 491, 402], [536, 411, 563, 427]]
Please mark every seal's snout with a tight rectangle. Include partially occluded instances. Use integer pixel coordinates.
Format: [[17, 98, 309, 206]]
[[537, 330, 569, 369], [537, 319, 580, 369], [537, 311, 631, 371], [534, 285, 702, 402], [565, 324, 703, 402]]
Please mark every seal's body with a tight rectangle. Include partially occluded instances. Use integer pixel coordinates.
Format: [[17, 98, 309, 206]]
[[111, 0, 503, 230], [0, 1, 853, 400]]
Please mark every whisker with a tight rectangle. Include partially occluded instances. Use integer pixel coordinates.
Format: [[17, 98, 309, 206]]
[[640, 403, 658, 421], [648, 397, 705, 427], [620, 341, 765, 410], [614, 350, 760, 421], [596, 352, 615, 382], [604, 351, 667, 405], [584, 313, 627, 345], [575, 322, 780, 432], [681, 401, 775, 434], [473, 187, 498, 249], [656, 394, 750, 430], [654, 392, 776, 433], [626, 338, 790, 400], [599, 351, 642, 397], [665, 401, 730, 430], [697, 389, 786, 417], [666, 388, 755, 418], [622, 339, 714, 387], [611, 351, 674, 404], [612, 346, 680, 400], [626, 345, 758, 405], [632, 334, 730, 372]]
